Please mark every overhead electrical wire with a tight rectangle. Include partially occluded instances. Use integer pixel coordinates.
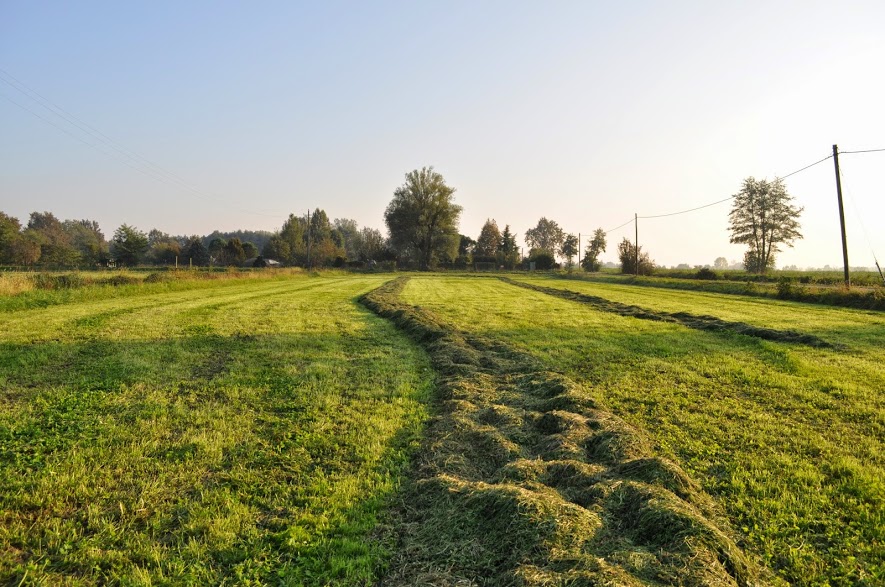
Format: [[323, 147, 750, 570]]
[[840, 148, 885, 155], [0, 68, 284, 219], [637, 153, 834, 221]]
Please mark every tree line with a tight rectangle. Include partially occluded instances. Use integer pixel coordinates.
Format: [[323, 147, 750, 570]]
[[1, 169, 803, 274]]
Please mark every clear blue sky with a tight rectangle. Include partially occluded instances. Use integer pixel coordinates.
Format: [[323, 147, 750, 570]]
[[2, 1, 884, 268]]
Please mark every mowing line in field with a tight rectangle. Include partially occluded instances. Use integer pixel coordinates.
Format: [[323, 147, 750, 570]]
[[360, 276, 768, 586], [403, 274, 883, 586], [502, 277, 836, 348]]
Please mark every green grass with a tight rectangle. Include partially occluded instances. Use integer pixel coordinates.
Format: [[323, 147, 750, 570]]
[[0, 274, 432, 585], [561, 271, 885, 310], [402, 275, 884, 586]]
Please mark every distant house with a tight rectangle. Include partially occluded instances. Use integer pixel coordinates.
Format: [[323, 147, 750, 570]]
[[243, 256, 281, 268]]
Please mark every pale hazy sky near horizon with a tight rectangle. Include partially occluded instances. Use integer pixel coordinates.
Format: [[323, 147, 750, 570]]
[[2, 1, 884, 269]]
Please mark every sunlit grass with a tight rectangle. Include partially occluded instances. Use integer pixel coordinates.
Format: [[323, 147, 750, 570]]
[[0, 274, 432, 585], [402, 275, 884, 586]]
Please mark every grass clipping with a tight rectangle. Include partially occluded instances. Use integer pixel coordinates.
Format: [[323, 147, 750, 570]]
[[362, 277, 770, 587]]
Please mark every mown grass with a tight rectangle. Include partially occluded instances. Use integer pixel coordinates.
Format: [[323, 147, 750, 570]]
[[361, 277, 765, 586], [402, 275, 884, 586], [0, 274, 432, 585], [563, 271, 885, 310]]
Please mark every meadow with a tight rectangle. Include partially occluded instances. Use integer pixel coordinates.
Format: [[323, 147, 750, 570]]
[[402, 275, 883, 585], [0, 273, 432, 585], [1, 271, 882, 585]]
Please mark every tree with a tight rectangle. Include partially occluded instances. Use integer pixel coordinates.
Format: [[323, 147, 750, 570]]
[[385, 167, 462, 269], [581, 228, 607, 272], [0, 212, 23, 264], [528, 249, 556, 270], [728, 177, 803, 274], [475, 219, 502, 260], [353, 227, 385, 262], [242, 241, 259, 259], [207, 237, 227, 265], [28, 211, 78, 266], [221, 238, 246, 266], [183, 236, 210, 266], [333, 218, 360, 260], [111, 224, 149, 266], [713, 257, 729, 270], [617, 238, 654, 275], [499, 225, 519, 269], [277, 214, 307, 265], [560, 233, 579, 269], [525, 217, 564, 257], [64, 219, 108, 266]]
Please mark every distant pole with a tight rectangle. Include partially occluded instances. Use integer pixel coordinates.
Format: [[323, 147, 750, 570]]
[[832, 145, 850, 288], [634, 213, 639, 276], [306, 209, 312, 269], [175, 256, 178, 270]]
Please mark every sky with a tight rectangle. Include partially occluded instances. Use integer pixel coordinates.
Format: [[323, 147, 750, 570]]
[[1, 1, 884, 269]]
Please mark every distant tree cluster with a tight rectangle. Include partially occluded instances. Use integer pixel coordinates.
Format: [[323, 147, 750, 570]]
[[2, 170, 805, 274], [261, 209, 388, 268], [0, 211, 109, 267]]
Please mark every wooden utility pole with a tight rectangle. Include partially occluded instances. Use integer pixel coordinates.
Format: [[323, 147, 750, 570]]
[[634, 213, 639, 276], [306, 209, 312, 269], [832, 145, 850, 288]]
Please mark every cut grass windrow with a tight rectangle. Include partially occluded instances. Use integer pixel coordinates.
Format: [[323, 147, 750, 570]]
[[502, 277, 835, 349], [361, 277, 770, 586]]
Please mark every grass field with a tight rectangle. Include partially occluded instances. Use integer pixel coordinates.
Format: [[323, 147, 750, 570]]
[[401, 275, 884, 586], [0, 274, 432, 585], [2, 271, 882, 585]]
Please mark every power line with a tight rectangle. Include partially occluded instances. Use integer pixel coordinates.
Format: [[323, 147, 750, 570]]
[[639, 195, 735, 220], [840, 147, 885, 154], [0, 68, 284, 219], [603, 218, 635, 233], [636, 153, 833, 220], [776, 154, 832, 180]]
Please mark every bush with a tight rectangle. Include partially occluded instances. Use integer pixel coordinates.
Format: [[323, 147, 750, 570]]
[[530, 252, 556, 270], [695, 267, 718, 280]]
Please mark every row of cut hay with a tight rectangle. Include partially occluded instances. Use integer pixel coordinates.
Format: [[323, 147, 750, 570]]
[[361, 277, 773, 586], [504, 277, 836, 348]]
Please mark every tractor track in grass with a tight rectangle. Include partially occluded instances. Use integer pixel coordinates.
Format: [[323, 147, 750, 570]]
[[502, 277, 837, 349], [361, 277, 771, 586]]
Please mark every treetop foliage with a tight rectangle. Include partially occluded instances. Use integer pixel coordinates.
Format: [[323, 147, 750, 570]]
[[385, 167, 462, 269], [525, 217, 565, 256], [729, 177, 803, 274]]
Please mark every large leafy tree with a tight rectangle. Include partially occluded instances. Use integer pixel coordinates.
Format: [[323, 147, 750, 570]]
[[581, 228, 607, 272], [63, 219, 108, 266], [28, 211, 79, 266], [728, 177, 803, 274], [385, 167, 462, 269], [525, 217, 565, 257], [475, 219, 502, 260], [111, 224, 149, 266]]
